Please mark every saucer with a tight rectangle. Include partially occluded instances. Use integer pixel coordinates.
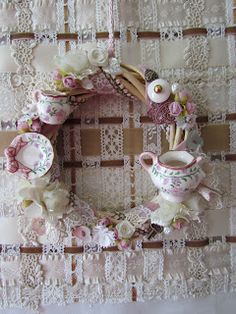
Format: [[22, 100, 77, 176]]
[[5, 132, 54, 179]]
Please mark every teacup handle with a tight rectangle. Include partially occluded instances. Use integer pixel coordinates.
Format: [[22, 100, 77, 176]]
[[139, 152, 157, 172], [32, 90, 42, 102]]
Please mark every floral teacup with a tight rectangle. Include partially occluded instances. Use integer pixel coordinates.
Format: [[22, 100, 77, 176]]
[[139, 150, 205, 203], [34, 90, 72, 125]]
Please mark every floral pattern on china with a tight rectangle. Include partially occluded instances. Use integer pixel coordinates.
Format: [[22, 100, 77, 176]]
[[33, 90, 72, 125], [4, 133, 54, 179], [139, 150, 205, 203]]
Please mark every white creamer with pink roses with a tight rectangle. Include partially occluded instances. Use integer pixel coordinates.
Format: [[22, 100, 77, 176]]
[[34, 90, 72, 125], [139, 150, 205, 203]]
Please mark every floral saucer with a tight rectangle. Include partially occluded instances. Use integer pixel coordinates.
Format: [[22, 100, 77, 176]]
[[4, 132, 54, 179]]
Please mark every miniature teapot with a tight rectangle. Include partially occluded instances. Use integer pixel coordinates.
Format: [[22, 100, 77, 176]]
[[33, 90, 72, 125], [139, 150, 205, 203]]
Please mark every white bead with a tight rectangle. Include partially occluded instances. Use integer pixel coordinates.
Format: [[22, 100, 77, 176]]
[[171, 83, 181, 94], [163, 226, 172, 234]]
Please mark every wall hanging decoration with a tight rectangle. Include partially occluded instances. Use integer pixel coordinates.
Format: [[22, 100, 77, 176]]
[[0, 0, 235, 312], [5, 45, 218, 242]]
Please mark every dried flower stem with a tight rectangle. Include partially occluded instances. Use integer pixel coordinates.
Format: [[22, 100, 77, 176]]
[[169, 124, 175, 150], [122, 69, 146, 98], [184, 129, 189, 141], [173, 126, 183, 149]]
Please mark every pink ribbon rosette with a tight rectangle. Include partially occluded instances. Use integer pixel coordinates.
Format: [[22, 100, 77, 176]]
[[4, 138, 31, 177]]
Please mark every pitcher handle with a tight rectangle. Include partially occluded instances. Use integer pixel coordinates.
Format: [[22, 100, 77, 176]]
[[139, 152, 157, 172]]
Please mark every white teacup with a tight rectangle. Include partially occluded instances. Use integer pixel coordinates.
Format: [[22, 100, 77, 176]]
[[34, 90, 72, 125]]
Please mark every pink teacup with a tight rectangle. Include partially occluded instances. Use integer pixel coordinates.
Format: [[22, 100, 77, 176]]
[[34, 90, 72, 125]]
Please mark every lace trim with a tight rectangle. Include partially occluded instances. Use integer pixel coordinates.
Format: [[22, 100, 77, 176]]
[[15, 0, 32, 33], [56, 0, 65, 32], [67, 0, 76, 32], [64, 0, 230, 31], [226, 0, 234, 25], [0, 169, 20, 217], [0, 243, 232, 310], [0, 71, 55, 122]]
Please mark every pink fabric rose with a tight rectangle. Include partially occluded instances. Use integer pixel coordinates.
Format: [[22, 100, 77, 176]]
[[31, 119, 42, 132], [169, 102, 183, 116], [17, 116, 42, 133], [73, 226, 91, 242], [186, 102, 196, 114], [98, 217, 111, 227], [53, 70, 62, 81], [62, 75, 78, 89], [172, 218, 187, 230], [118, 239, 131, 250], [113, 228, 119, 240]]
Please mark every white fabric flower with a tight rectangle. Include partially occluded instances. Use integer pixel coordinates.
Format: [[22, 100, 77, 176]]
[[184, 193, 206, 221], [150, 194, 203, 228], [54, 50, 97, 78], [17, 175, 50, 204], [116, 220, 135, 239], [17, 176, 69, 219], [43, 188, 69, 217], [150, 200, 182, 227], [185, 193, 206, 212], [88, 48, 108, 67], [92, 226, 115, 248]]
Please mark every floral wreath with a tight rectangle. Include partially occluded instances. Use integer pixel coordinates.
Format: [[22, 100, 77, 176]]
[[4, 45, 220, 250]]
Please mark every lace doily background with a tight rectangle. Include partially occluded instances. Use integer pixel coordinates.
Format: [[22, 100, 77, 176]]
[[0, 0, 236, 311]]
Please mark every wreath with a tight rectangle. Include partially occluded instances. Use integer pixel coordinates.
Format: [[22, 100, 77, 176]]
[[4, 46, 220, 249]]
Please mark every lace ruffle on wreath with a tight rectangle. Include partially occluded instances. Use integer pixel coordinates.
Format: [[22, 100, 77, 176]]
[[0, 0, 235, 312]]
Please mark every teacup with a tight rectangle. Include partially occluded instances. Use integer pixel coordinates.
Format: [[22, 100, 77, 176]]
[[139, 150, 205, 203], [33, 90, 72, 125]]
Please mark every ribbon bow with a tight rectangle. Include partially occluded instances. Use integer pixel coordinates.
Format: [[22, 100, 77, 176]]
[[4, 138, 32, 178]]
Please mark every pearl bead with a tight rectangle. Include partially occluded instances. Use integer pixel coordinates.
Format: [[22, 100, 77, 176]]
[[154, 85, 162, 93]]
